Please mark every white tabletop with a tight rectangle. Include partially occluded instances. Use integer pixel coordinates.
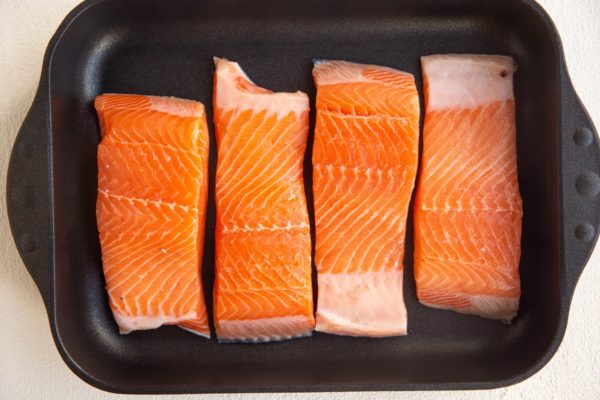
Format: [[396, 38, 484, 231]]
[[1, 0, 599, 398]]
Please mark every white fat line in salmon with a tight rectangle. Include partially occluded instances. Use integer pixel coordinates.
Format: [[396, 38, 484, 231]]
[[220, 222, 310, 234], [98, 189, 197, 212], [313, 163, 413, 177]]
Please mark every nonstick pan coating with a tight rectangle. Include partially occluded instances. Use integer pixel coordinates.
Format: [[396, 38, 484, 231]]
[[7, 0, 600, 393]]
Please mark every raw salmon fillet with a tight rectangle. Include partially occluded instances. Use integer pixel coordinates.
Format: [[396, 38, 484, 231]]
[[414, 55, 522, 321], [212, 58, 315, 342], [312, 60, 420, 336], [95, 93, 210, 336]]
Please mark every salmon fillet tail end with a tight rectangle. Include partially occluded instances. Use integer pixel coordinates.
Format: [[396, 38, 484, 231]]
[[312, 60, 420, 337], [212, 58, 315, 342], [415, 54, 522, 322], [316, 271, 407, 337], [95, 93, 210, 336]]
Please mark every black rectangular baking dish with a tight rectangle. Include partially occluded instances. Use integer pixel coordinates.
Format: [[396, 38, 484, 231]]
[[7, 0, 600, 393]]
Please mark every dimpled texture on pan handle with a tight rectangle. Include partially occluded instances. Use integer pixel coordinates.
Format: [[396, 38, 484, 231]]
[[7, 74, 54, 309], [561, 67, 600, 299]]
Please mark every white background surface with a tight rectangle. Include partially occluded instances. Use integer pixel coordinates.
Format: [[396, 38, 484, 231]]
[[1, 0, 599, 398]]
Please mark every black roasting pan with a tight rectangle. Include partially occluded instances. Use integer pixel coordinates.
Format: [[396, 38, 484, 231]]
[[6, 0, 600, 393]]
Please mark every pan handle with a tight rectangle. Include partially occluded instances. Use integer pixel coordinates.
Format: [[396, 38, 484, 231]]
[[7, 77, 54, 308], [561, 70, 600, 297]]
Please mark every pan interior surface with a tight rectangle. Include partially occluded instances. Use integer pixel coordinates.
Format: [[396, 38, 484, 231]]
[[47, 0, 561, 392]]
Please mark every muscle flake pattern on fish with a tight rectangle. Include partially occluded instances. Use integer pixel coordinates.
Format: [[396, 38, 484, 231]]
[[312, 60, 420, 337], [414, 55, 522, 321], [95, 94, 210, 336], [212, 58, 314, 342]]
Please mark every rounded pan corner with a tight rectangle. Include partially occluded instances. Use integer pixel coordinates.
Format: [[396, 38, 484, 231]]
[[39, 0, 114, 82], [519, 0, 565, 49], [48, 329, 128, 395], [470, 307, 574, 392]]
